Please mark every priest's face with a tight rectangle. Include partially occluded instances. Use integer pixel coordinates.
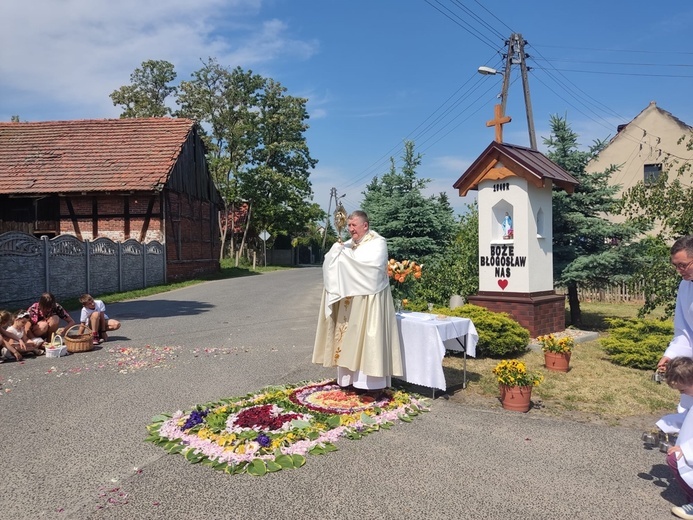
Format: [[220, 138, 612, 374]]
[[671, 250, 693, 281], [348, 216, 369, 243]]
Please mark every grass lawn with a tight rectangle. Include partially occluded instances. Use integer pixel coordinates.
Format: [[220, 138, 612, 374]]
[[442, 301, 678, 428]]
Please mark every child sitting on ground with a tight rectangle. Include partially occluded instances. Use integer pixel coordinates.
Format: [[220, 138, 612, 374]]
[[0, 310, 23, 362], [7, 310, 44, 355], [79, 294, 120, 346], [1, 310, 43, 361], [659, 357, 693, 519]]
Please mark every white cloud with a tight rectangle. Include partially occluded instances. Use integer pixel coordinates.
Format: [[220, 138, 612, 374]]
[[0, 0, 317, 120], [310, 108, 327, 120], [303, 89, 331, 120]]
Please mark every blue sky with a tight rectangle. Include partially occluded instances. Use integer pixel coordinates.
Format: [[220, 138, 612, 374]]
[[2, 0, 692, 218]]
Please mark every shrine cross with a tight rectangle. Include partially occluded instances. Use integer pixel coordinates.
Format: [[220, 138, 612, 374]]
[[486, 104, 512, 143]]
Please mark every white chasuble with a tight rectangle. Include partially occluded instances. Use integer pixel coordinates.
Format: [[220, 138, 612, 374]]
[[312, 231, 402, 389]]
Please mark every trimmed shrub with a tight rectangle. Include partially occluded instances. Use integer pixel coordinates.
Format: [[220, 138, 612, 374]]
[[432, 304, 530, 357], [600, 317, 673, 370]]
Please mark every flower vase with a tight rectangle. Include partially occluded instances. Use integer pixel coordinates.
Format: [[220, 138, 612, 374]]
[[499, 384, 532, 412], [544, 352, 571, 372]]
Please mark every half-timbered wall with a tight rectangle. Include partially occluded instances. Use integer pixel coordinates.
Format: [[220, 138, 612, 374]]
[[59, 194, 163, 242]]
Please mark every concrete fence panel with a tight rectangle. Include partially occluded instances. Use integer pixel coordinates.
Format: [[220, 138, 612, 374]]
[[0, 232, 166, 310]]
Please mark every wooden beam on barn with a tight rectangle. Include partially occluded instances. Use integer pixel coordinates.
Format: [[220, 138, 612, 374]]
[[92, 197, 98, 237], [140, 196, 156, 242], [65, 198, 83, 240], [124, 196, 130, 239]]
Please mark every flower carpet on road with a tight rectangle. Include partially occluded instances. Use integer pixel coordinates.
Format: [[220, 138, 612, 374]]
[[146, 380, 429, 476]]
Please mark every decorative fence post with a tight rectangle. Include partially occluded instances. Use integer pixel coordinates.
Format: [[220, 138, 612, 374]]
[[85, 239, 91, 295], [118, 242, 123, 293], [42, 235, 50, 293]]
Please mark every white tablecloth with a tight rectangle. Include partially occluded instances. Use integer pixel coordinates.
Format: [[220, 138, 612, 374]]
[[396, 312, 478, 391]]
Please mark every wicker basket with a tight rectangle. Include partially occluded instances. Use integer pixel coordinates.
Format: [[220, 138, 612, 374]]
[[64, 324, 94, 353]]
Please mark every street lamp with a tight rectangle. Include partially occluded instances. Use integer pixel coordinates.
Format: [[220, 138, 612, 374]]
[[477, 66, 498, 76]]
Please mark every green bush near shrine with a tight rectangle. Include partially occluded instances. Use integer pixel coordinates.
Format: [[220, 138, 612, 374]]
[[431, 303, 530, 358], [599, 317, 672, 370]]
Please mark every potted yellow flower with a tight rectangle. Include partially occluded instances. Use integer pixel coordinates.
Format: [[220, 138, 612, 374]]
[[537, 334, 574, 372], [492, 359, 543, 412]]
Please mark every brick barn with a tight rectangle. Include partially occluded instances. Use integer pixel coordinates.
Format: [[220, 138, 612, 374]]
[[0, 118, 222, 280]]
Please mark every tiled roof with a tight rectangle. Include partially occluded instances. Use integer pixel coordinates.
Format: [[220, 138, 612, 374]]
[[494, 142, 579, 187], [0, 118, 196, 195], [453, 141, 579, 195]]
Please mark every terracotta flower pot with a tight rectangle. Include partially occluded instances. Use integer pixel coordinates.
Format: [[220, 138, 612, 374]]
[[544, 351, 571, 372], [499, 384, 532, 412]]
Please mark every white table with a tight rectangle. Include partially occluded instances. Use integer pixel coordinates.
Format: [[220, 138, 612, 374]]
[[395, 312, 478, 395]]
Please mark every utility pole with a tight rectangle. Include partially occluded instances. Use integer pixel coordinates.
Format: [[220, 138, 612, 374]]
[[516, 35, 537, 150], [497, 33, 537, 151]]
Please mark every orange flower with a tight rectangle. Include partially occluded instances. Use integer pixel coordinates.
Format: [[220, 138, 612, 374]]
[[388, 258, 423, 284]]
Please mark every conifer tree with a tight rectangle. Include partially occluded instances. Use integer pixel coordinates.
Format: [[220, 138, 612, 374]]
[[546, 115, 644, 327], [361, 141, 456, 261]]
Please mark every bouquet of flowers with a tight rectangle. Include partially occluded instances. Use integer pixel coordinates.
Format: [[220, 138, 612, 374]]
[[492, 359, 543, 388], [387, 259, 422, 307], [537, 334, 574, 353]]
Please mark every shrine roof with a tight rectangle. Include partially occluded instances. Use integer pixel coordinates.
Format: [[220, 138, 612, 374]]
[[453, 141, 579, 195], [0, 118, 195, 195]]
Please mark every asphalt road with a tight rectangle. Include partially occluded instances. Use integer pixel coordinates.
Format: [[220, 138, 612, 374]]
[[0, 267, 684, 519]]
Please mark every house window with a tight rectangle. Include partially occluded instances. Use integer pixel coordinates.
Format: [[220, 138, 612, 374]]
[[644, 163, 662, 185]]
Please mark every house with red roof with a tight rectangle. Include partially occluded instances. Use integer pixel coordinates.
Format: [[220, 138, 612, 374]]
[[0, 118, 222, 280]]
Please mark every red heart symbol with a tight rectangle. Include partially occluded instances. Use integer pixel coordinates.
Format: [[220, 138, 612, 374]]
[[498, 279, 508, 290]]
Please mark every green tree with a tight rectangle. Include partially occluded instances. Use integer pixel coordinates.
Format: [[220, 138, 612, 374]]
[[417, 201, 479, 304], [237, 78, 319, 248], [176, 59, 265, 261], [618, 130, 693, 316], [362, 140, 456, 261], [110, 60, 178, 117], [111, 58, 320, 263], [546, 115, 644, 327]]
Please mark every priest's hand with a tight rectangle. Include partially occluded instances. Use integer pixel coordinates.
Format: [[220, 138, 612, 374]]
[[657, 356, 671, 372]]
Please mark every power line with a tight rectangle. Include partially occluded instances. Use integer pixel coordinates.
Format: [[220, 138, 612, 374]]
[[534, 57, 693, 68], [419, 80, 514, 154], [449, 0, 506, 41], [529, 60, 675, 166], [423, 0, 501, 51], [532, 43, 693, 56], [531, 67, 693, 78], [417, 78, 508, 151], [339, 55, 503, 191], [472, 0, 514, 34], [526, 43, 660, 147]]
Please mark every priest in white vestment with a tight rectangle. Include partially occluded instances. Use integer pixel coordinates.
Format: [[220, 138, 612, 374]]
[[312, 210, 403, 390]]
